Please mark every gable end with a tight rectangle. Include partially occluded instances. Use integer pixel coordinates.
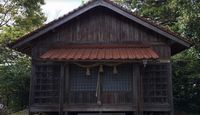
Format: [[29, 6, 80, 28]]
[[9, 0, 192, 55]]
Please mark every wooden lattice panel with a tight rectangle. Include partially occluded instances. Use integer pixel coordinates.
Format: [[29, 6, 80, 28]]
[[102, 64, 133, 104], [143, 63, 169, 104], [69, 64, 98, 104], [69, 64, 133, 104], [33, 65, 60, 105]]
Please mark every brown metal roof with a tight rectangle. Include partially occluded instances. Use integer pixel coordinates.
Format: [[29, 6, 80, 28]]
[[40, 44, 159, 61]]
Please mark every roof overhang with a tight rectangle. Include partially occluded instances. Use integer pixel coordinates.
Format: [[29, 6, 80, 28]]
[[40, 44, 159, 61]]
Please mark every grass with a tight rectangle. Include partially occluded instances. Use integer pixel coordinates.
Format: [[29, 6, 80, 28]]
[[11, 109, 28, 115]]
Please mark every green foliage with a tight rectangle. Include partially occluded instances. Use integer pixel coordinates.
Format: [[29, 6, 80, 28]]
[[0, 0, 46, 113], [0, 0, 46, 28], [11, 109, 28, 115], [172, 52, 200, 113], [117, 0, 200, 113], [0, 54, 30, 112]]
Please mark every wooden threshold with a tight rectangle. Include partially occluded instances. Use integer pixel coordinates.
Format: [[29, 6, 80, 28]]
[[30, 104, 171, 112], [64, 105, 135, 112]]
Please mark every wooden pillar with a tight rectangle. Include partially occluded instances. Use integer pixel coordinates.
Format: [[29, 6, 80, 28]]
[[133, 64, 139, 115], [132, 63, 144, 115], [168, 62, 174, 115], [65, 64, 69, 115], [138, 64, 144, 115], [59, 64, 65, 115], [29, 61, 35, 115]]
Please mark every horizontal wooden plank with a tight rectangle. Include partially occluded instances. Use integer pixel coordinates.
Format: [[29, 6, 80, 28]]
[[143, 104, 170, 111], [30, 105, 59, 112], [64, 105, 135, 112], [30, 104, 171, 112]]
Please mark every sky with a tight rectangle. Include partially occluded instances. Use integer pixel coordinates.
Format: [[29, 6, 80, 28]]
[[42, 0, 89, 23]]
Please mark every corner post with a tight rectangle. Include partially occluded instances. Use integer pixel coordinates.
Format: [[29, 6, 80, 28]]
[[29, 60, 35, 115]]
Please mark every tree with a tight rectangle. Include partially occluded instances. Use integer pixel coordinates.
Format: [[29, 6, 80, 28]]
[[115, 0, 200, 113], [0, 0, 46, 113], [116, 0, 200, 53], [172, 54, 200, 113], [0, 0, 45, 28]]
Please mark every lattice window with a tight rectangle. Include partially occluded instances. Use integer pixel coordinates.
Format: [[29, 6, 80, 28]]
[[33, 64, 60, 105], [102, 64, 133, 104], [69, 64, 98, 104], [69, 64, 133, 104], [143, 63, 169, 104]]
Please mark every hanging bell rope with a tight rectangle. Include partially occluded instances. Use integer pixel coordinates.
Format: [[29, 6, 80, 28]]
[[113, 66, 118, 74], [72, 62, 124, 105], [99, 65, 104, 73], [73, 62, 99, 68], [104, 62, 122, 74], [73, 62, 99, 76], [72, 62, 124, 75], [96, 72, 100, 97], [86, 67, 91, 76], [96, 72, 101, 105], [103, 62, 122, 67]]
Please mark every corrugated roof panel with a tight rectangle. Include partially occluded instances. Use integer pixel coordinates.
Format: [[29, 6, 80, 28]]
[[112, 48, 120, 59], [40, 44, 159, 61], [74, 49, 83, 60], [89, 49, 98, 59]]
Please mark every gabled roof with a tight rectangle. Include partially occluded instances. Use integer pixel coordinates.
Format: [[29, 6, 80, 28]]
[[9, 0, 192, 52]]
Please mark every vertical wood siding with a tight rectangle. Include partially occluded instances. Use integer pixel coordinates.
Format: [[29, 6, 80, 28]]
[[32, 7, 170, 59], [29, 7, 172, 114]]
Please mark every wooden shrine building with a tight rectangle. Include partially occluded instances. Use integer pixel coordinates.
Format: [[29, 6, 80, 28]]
[[9, 0, 192, 115]]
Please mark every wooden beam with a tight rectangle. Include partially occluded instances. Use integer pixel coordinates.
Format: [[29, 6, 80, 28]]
[[63, 105, 136, 112], [30, 104, 171, 112]]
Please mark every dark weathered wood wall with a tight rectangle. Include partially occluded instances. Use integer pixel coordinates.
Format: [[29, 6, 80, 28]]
[[30, 7, 173, 115], [32, 7, 171, 60]]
